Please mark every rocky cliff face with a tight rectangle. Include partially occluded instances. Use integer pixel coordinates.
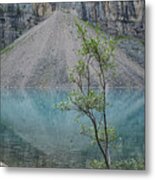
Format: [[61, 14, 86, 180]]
[[32, 0, 145, 39], [0, 3, 39, 49], [0, 1, 145, 48]]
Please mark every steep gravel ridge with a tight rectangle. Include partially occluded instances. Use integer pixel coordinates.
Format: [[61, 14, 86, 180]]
[[1, 11, 144, 88]]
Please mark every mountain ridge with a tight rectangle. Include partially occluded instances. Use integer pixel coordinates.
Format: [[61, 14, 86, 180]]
[[0, 1, 145, 48], [1, 11, 144, 89]]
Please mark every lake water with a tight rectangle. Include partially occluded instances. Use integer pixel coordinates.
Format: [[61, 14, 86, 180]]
[[0, 88, 145, 168]]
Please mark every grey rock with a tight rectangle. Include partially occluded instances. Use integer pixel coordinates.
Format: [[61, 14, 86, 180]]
[[0, 1, 145, 48], [1, 11, 144, 88]]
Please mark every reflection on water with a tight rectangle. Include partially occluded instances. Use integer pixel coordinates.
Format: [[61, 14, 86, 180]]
[[0, 88, 144, 168]]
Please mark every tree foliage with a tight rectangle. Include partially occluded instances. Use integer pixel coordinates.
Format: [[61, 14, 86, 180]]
[[56, 21, 117, 169]]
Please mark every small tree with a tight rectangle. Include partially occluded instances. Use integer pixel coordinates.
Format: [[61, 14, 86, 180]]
[[57, 22, 117, 169]]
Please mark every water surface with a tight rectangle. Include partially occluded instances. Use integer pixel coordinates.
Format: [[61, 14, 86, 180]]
[[0, 88, 145, 168]]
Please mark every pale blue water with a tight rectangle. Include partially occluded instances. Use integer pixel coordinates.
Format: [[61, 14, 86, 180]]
[[0, 88, 144, 168]]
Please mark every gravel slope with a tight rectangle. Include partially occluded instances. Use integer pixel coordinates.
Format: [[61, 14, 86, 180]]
[[1, 11, 144, 88]]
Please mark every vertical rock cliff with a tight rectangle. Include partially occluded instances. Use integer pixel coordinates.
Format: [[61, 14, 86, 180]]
[[32, 0, 145, 38], [0, 1, 145, 49]]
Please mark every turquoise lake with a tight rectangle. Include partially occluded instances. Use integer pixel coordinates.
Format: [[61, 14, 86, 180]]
[[0, 88, 145, 168]]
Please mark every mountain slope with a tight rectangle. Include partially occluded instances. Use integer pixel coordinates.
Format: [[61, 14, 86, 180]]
[[1, 11, 144, 88], [1, 11, 80, 88]]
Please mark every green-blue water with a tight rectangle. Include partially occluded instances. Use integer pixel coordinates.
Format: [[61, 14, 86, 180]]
[[0, 88, 145, 168]]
